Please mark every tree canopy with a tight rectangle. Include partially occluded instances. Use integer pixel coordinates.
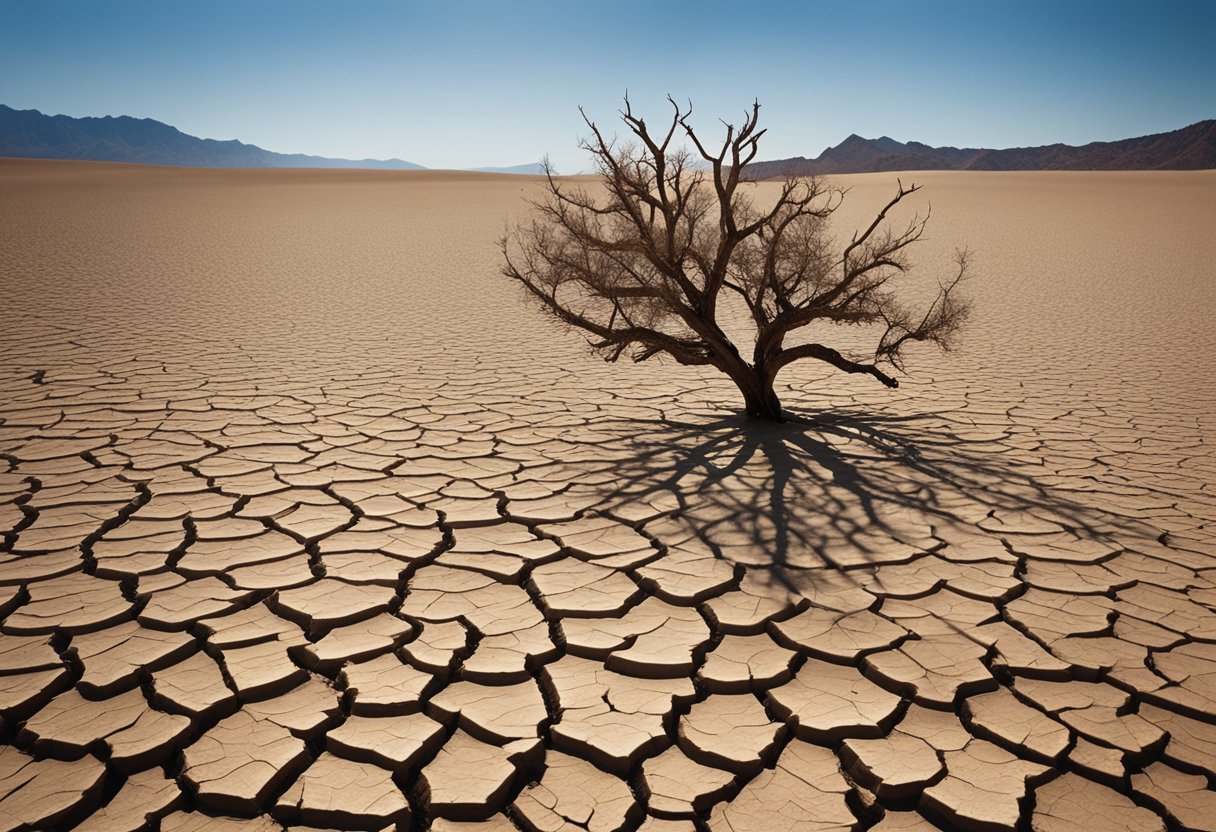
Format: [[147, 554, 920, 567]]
[[502, 97, 971, 420]]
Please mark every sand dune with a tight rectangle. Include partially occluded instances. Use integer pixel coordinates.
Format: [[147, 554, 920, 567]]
[[1, 158, 1214, 830]]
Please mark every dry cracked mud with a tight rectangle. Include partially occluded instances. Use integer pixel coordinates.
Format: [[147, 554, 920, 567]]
[[1, 159, 1215, 830]]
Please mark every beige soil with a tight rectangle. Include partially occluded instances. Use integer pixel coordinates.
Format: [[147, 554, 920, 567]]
[[1, 158, 1214, 830]]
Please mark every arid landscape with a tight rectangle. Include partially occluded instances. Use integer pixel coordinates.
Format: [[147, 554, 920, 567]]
[[0, 157, 1214, 830]]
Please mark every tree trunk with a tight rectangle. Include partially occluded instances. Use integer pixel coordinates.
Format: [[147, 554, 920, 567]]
[[741, 376, 784, 422]]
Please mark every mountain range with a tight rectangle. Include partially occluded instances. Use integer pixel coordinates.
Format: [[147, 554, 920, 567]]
[[743, 120, 1216, 178], [0, 104, 536, 173], [3, 104, 1212, 175], [467, 162, 548, 175]]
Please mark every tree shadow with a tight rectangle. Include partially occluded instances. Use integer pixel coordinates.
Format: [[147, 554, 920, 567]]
[[571, 404, 1160, 588]]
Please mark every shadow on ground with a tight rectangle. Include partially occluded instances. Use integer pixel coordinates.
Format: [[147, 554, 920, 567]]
[[576, 406, 1157, 584]]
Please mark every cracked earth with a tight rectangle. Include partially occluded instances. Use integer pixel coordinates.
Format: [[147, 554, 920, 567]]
[[1, 159, 1215, 831]]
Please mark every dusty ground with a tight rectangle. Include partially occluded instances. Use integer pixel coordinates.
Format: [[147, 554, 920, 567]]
[[1, 158, 1215, 831]]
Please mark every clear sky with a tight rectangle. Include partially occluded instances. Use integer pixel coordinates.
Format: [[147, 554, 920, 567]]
[[1, 0, 1212, 171]]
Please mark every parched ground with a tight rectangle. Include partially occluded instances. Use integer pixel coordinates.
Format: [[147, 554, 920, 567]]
[[1, 158, 1215, 831]]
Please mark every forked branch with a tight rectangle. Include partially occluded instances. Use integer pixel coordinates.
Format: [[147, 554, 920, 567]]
[[501, 97, 973, 421]]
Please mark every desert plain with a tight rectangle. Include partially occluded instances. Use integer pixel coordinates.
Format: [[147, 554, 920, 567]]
[[1, 158, 1215, 831]]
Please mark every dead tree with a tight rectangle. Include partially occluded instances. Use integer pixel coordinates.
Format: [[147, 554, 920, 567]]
[[501, 97, 971, 421]]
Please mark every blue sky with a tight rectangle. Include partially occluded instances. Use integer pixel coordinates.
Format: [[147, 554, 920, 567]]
[[1, 0, 1212, 170]]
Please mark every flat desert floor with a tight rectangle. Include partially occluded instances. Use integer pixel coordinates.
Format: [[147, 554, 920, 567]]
[[1, 158, 1215, 831]]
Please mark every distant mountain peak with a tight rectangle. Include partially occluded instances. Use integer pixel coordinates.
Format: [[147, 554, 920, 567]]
[[467, 162, 546, 175], [0, 104, 553, 173], [0, 104, 427, 170], [872, 136, 908, 154], [745, 120, 1216, 177]]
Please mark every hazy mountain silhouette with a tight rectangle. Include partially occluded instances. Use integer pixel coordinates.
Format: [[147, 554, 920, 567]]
[[7, 104, 1209, 176], [468, 162, 547, 175], [0, 105, 426, 170], [746, 120, 1216, 178]]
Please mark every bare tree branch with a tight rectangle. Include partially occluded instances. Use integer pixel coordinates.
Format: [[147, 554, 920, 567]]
[[501, 97, 973, 421]]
